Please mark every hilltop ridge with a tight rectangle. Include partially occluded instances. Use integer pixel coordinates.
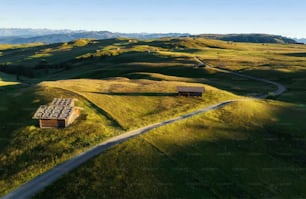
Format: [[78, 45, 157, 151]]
[[196, 33, 297, 44], [0, 28, 299, 44]]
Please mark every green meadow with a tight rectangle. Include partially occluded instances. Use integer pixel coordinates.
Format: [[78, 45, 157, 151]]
[[0, 37, 305, 197], [35, 100, 306, 198]]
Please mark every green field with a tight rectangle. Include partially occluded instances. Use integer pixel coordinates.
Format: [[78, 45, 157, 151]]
[[34, 100, 306, 198], [0, 77, 237, 195], [0, 37, 306, 198]]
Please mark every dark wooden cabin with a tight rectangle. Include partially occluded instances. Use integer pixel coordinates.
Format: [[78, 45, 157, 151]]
[[33, 98, 80, 128], [177, 86, 204, 97]]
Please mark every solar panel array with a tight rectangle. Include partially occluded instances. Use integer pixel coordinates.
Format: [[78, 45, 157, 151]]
[[51, 98, 74, 106], [33, 98, 76, 120]]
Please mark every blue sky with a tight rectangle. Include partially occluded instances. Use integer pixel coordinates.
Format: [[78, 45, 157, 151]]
[[1, 0, 306, 37]]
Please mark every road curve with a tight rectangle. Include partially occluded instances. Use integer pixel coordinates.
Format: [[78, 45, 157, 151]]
[[2, 100, 239, 199], [2, 59, 286, 199], [208, 66, 286, 98], [195, 56, 286, 98]]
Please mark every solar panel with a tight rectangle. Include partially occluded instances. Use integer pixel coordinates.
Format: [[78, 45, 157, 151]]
[[33, 98, 77, 120], [51, 98, 74, 106]]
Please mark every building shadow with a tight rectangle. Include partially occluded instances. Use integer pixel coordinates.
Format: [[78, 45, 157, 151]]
[[89, 91, 178, 97]]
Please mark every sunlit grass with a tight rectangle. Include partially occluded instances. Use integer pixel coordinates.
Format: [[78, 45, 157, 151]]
[[0, 43, 43, 50], [27, 53, 53, 59], [0, 81, 19, 86], [34, 100, 306, 198], [0, 72, 20, 86], [43, 78, 240, 129], [1, 37, 306, 198], [0, 77, 240, 195], [0, 85, 123, 195]]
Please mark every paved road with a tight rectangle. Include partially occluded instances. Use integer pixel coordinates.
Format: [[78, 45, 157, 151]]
[[208, 66, 286, 98], [1, 59, 286, 199], [195, 56, 286, 98], [2, 100, 239, 199]]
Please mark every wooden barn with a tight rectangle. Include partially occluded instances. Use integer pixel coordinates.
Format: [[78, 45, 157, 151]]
[[32, 98, 80, 128], [177, 86, 205, 97]]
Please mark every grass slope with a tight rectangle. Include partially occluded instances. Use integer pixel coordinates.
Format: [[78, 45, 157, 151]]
[[0, 78, 236, 195], [0, 37, 305, 197], [0, 84, 124, 195], [43, 78, 239, 129], [2, 37, 305, 97], [34, 100, 306, 198]]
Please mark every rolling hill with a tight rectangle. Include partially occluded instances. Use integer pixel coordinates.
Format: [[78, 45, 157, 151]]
[[197, 33, 298, 44], [1, 37, 306, 198]]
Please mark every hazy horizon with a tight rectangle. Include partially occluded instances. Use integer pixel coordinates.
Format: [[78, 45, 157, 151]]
[[1, 28, 305, 40], [1, 0, 306, 38]]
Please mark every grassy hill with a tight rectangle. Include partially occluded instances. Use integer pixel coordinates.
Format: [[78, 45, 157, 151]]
[[0, 78, 238, 196], [0, 37, 306, 197], [34, 100, 306, 198], [197, 34, 298, 44]]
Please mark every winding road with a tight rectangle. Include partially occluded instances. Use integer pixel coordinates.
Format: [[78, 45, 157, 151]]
[[1, 59, 286, 199], [194, 56, 286, 98]]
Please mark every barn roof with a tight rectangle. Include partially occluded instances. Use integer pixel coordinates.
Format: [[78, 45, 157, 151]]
[[177, 86, 204, 93], [32, 98, 77, 120]]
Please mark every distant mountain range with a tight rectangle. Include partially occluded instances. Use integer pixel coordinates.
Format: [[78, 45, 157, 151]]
[[0, 28, 303, 44], [295, 38, 306, 44], [0, 28, 189, 44], [0, 28, 83, 37]]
